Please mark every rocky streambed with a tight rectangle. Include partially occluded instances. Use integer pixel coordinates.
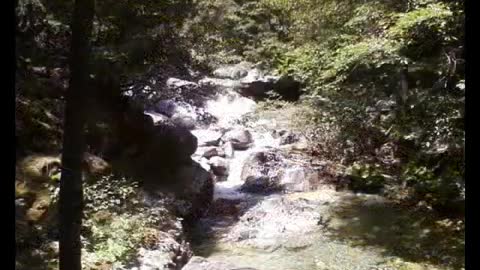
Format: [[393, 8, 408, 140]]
[[119, 62, 464, 270]]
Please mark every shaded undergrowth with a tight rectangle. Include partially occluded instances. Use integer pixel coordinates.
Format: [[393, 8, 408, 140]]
[[325, 194, 465, 269]]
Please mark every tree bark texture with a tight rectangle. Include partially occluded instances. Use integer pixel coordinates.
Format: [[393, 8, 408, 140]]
[[59, 0, 94, 269]]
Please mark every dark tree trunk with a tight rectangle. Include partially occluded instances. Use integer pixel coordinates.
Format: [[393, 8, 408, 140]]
[[59, 0, 94, 269]]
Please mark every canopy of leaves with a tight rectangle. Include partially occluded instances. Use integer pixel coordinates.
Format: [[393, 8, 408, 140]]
[[187, 0, 464, 214]]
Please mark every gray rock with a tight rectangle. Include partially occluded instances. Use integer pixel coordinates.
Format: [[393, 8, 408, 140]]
[[175, 161, 214, 221], [191, 129, 223, 146], [172, 114, 196, 130], [239, 150, 319, 193], [241, 176, 279, 194], [196, 146, 224, 159], [166, 78, 198, 89], [280, 166, 318, 192], [226, 196, 322, 249], [154, 99, 177, 117], [222, 128, 253, 150], [212, 62, 253, 80], [236, 73, 301, 101], [238, 79, 274, 99], [151, 121, 198, 158], [240, 151, 284, 194], [153, 99, 199, 127], [209, 156, 229, 176]]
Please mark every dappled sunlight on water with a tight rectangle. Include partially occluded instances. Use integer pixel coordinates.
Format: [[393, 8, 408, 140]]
[[326, 194, 465, 269], [191, 191, 464, 270]]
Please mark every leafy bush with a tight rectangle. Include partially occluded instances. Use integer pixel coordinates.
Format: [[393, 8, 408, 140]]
[[16, 174, 166, 269], [251, 0, 464, 215], [82, 174, 163, 268]]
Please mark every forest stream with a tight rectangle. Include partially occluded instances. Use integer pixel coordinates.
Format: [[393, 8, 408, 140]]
[[154, 65, 465, 270]]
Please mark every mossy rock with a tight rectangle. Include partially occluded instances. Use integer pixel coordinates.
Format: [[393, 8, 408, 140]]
[[26, 193, 53, 222], [17, 155, 61, 184]]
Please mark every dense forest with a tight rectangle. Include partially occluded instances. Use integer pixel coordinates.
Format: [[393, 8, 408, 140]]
[[16, 0, 465, 269]]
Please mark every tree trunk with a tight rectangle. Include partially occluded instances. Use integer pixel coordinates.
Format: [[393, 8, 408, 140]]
[[59, 0, 94, 269]]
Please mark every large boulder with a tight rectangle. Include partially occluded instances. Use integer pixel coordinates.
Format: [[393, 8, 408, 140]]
[[154, 99, 177, 117], [212, 62, 253, 80], [150, 121, 198, 159], [172, 114, 196, 130], [237, 75, 276, 99], [240, 151, 284, 194], [153, 99, 199, 130], [82, 153, 111, 176], [174, 161, 214, 223], [375, 99, 397, 113], [279, 166, 319, 192], [236, 72, 301, 101], [25, 193, 52, 222], [222, 128, 253, 150], [272, 75, 302, 101], [240, 150, 321, 194], [108, 116, 199, 194], [241, 176, 278, 194], [238, 80, 274, 99], [116, 108, 197, 161], [17, 155, 62, 183]]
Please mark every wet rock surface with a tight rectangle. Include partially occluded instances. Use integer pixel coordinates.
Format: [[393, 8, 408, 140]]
[[225, 195, 324, 248], [104, 62, 460, 270], [209, 157, 230, 176], [222, 128, 253, 150]]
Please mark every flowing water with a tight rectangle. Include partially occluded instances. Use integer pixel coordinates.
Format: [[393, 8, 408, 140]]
[[187, 75, 464, 270]]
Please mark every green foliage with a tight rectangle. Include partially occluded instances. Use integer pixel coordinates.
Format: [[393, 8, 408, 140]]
[[82, 174, 163, 268], [83, 213, 149, 266], [83, 174, 140, 212], [17, 172, 167, 269], [16, 97, 64, 154], [245, 0, 464, 215], [388, 2, 456, 58], [342, 160, 391, 194], [389, 3, 453, 37], [184, 0, 296, 67]]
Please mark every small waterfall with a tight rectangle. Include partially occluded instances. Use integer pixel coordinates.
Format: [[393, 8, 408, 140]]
[[212, 130, 281, 200], [201, 84, 281, 200]]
